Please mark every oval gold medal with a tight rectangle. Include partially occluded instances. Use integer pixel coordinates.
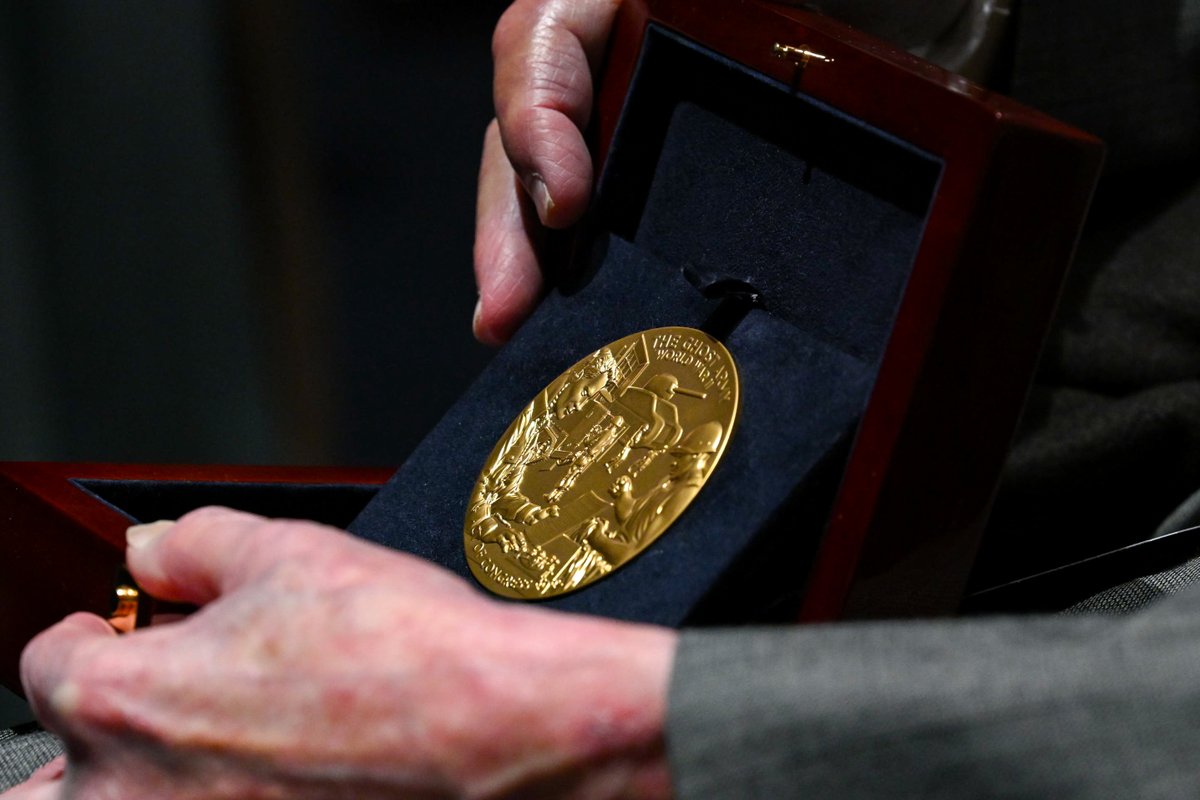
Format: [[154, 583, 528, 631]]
[[464, 327, 740, 599]]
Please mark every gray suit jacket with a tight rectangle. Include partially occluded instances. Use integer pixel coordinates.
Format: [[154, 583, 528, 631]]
[[669, 554, 1200, 798]]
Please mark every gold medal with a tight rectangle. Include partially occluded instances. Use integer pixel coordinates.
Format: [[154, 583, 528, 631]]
[[464, 327, 740, 599]]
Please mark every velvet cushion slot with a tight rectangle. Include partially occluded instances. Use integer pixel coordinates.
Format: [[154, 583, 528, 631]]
[[348, 236, 873, 625]]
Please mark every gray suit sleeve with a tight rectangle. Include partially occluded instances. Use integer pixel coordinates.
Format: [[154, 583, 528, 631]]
[[0, 727, 62, 791], [668, 586, 1200, 798]]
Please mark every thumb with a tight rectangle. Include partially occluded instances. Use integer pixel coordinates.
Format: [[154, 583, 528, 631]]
[[474, 119, 545, 345], [492, 0, 619, 228]]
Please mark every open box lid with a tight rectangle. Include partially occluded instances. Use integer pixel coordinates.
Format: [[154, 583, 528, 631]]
[[345, 0, 1103, 624]]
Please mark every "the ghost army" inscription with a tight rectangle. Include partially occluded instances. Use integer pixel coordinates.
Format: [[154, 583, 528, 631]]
[[650, 331, 735, 404]]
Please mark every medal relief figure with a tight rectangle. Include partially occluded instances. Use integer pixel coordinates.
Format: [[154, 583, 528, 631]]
[[610, 421, 724, 543]]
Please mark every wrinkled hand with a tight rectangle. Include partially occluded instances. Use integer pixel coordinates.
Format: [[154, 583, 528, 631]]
[[10, 508, 675, 799]]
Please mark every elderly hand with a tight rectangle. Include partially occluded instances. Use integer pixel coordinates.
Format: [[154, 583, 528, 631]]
[[8, 508, 675, 799]]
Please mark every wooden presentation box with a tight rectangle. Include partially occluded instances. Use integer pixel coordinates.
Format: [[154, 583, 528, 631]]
[[1, 0, 1104, 692]]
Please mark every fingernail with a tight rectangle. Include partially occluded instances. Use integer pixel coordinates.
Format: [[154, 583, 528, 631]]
[[126, 520, 174, 549], [529, 176, 555, 220], [473, 296, 491, 343]]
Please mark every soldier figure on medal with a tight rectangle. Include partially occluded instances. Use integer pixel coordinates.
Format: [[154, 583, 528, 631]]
[[610, 421, 725, 543]]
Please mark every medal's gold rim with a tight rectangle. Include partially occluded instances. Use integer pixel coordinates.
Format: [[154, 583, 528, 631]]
[[463, 326, 740, 601]]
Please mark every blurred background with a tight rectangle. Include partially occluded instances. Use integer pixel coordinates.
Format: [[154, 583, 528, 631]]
[[0, 0, 508, 725], [0, 0, 508, 467]]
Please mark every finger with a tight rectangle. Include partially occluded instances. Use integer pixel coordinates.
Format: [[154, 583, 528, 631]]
[[474, 119, 544, 345], [493, 0, 619, 228], [124, 507, 331, 606], [0, 754, 66, 800], [24, 755, 67, 786], [20, 613, 115, 733], [0, 778, 62, 800]]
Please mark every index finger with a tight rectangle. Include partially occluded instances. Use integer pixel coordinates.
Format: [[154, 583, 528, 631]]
[[122, 508, 342, 606]]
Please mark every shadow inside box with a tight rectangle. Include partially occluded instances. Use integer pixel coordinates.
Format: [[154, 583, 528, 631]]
[[74, 478, 383, 528]]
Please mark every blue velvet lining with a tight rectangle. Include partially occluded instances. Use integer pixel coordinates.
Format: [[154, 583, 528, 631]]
[[591, 26, 940, 364], [349, 27, 937, 623], [350, 237, 872, 625], [636, 102, 929, 362]]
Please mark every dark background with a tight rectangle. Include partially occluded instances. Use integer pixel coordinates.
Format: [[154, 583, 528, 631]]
[[0, 0, 508, 725], [0, 0, 508, 467]]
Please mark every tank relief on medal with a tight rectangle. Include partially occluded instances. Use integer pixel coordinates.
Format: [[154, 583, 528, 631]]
[[464, 327, 741, 599]]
